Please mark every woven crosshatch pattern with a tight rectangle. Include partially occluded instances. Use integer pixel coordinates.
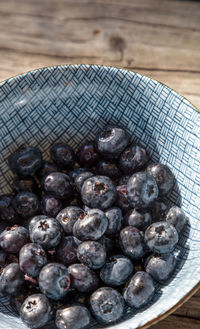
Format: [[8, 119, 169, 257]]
[[0, 65, 199, 329]]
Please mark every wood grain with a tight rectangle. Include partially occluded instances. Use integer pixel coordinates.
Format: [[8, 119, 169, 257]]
[[0, 0, 199, 328]]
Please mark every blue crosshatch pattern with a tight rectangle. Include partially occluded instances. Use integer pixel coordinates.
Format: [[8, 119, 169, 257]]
[[0, 65, 199, 329]]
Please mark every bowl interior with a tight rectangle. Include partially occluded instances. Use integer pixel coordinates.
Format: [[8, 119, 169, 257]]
[[0, 65, 199, 329]]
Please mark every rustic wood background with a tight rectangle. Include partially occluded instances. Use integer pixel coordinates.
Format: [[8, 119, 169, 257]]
[[0, 0, 199, 328]]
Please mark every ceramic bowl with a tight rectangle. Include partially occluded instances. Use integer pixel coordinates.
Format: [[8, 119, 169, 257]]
[[0, 65, 199, 329]]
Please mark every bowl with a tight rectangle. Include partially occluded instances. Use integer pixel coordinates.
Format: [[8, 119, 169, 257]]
[[0, 64, 199, 329]]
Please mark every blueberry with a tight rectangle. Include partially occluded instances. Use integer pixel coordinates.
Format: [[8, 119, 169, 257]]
[[100, 255, 133, 286], [29, 217, 62, 249], [125, 208, 152, 231], [96, 126, 129, 159], [56, 206, 84, 234], [127, 172, 159, 208], [151, 200, 168, 222], [105, 207, 123, 236], [10, 288, 31, 314], [19, 243, 47, 277], [75, 171, 94, 192], [118, 175, 131, 185], [0, 194, 18, 223], [77, 241, 106, 269], [36, 161, 58, 180], [41, 195, 62, 218], [166, 206, 187, 233], [56, 305, 91, 329], [90, 287, 124, 324], [8, 146, 42, 176], [42, 172, 73, 199], [68, 168, 88, 181], [76, 141, 99, 167], [119, 145, 149, 174], [51, 143, 75, 170], [147, 163, 174, 196], [145, 253, 176, 282], [68, 264, 99, 293], [0, 249, 7, 267], [81, 176, 116, 209], [123, 271, 155, 308], [119, 226, 146, 260], [73, 208, 108, 241], [0, 263, 24, 296], [145, 221, 179, 254], [28, 215, 48, 233], [20, 293, 52, 328], [56, 236, 80, 266], [116, 185, 132, 213], [13, 192, 40, 219], [99, 236, 116, 256], [0, 225, 28, 254], [96, 160, 121, 178], [39, 263, 70, 300]]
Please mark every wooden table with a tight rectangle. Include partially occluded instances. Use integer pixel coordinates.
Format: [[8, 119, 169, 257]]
[[0, 0, 199, 328]]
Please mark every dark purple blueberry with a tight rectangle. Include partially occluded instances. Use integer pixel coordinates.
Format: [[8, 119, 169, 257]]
[[116, 185, 132, 213], [118, 175, 131, 185], [105, 207, 123, 236], [51, 143, 75, 170], [68, 168, 88, 181], [56, 305, 91, 329], [8, 146, 42, 176], [56, 236, 80, 266], [20, 293, 53, 328], [147, 163, 174, 196], [56, 206, 84, 234], [77, 241, 106, 270], [81, 176, 116, 210], [68, 263, 98, 293], [39, 263, 70, 300], [0, 226, 28, 254], [96, 160, 121, 178], [96, 126, 129, 159], [41, 195, 62, 218], [76, 141, 99, 168], [0, 249, 7, 267], [29, 217, 62, 249], [36, 161, 58, 180], [123, 271, 155, 308], [73, 208, 108, 241], [100, 255, 133, 286], [99, 236, 116, 256], [119, 145, 149, 174], [0, 194, 18, 223], [127, 172, 159, 208], [151, 200, 168, 222], [0, 263, 24, 296], [125, 208, 152, 231], [119, 226, 146, 260], [19, 243, 47, 277], [145, 221, 178, 254], [13, 192, 40, 219], [74, 171, 94, 192], [28, 215, 48, 233], [145, 253, 176, 282], [166, 206, 187, 233], [13, 176, 39, 194], [42, 172, 73, 199], [90, 287, 124, 324]]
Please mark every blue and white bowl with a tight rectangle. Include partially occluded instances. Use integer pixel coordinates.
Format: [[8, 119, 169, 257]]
[[0, 65, 199, 329]]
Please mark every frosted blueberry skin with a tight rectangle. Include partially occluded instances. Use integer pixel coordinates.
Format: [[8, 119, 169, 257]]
[[100, 255, 134, 286], [77, 241, 106, 270], [90, 287, 125, 324], [151, 200, 168, 222], [0, 226, 29, 254], [96, 160, 121, 178], [76, 141, 99, 168], [119, 226, 146, 260], [124, 208, 152, 231], [56, 305, 91, 329], [56, 206, 84, 234], [145, 221, 179, 254], [123, 271, 155, 308], [105, 207, 123, 236], [147, 163, 174, 196], [19, 243, 47, 277], [8, 146, 42, 177], [127, 172, 159, 208], [42, 172, 73, 200], [39, 263, 70, 300], [81, 176, 116, 210], [13, 192, 40, 219], [0, 194, 18, 223], [20, 293, 53, 328], [74, 171, 94, 192], [119, 144, 149, 174], [116, 185, 132, 213], [68, 263, 99, 293], [0, 263, 24, 296], [56, 236, 80, 266], [73, 208, 108, 241], [96, 126, 129, 159], [145, 253, 176, 282], [41, 195, 62, 218], [51, 143, 75, 170], [166, 206, 187, 233]]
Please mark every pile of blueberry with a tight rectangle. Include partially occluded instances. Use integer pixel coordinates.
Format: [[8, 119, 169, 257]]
[[0, 126, 187, 329]]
